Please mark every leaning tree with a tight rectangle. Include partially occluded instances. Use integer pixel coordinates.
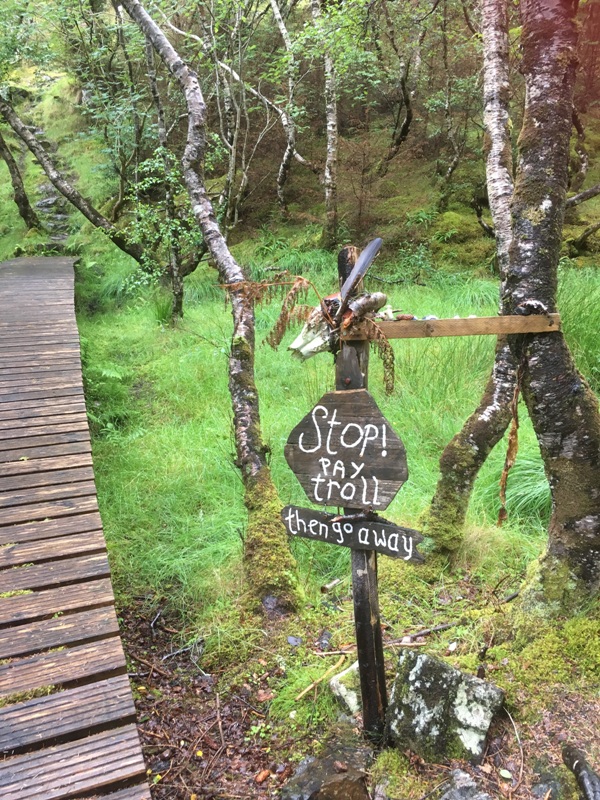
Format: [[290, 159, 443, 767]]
[[428, 0, 600, 613]]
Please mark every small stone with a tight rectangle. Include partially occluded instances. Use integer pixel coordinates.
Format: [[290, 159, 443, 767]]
[[329, 661, 361, 715], [438, 770, 493, 800]]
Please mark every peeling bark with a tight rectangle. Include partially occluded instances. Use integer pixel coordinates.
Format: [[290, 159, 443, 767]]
[[0, 128, 39, 230], [0, 99, 144, 265], [121, 0, 299, 609], [428, 0, 517, 553], [505, 0, 600, 607]]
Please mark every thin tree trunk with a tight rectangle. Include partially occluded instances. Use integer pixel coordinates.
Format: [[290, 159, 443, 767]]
[[427, 0, 517, 553], [0, 129, 40, 230], [121, 0, 300, 610], [0, 99, 144, 265], [270, 0, 297, 212], [145, 40, 184, 317], [438, 0, 461, 211], [505, 0, 600, 608], [311, 0, 338, 250], [566, 182, 600, 208]]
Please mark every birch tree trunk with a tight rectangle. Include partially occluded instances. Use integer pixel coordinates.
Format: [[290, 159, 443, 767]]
[[121, 0, 300, 610], [311, 0, 338, 250], [505, 0, 600, 610], [427, 0, 517, 554], [0, 129, 39, 230]]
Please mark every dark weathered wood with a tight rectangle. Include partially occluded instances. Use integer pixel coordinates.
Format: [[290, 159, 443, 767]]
[[0, 256, 148, 798], [0, 675, 135, 754], [336, 342, 388, 742], [0, 636, 126, 697], [0, 511, 102, 545], [344, 312, 561, 340], [0, 578, 114, 626], [0, 440, 91, 464], [0, 606, 120, 659], [282, 505, 424, 561], [0, 480, 97, 509], [0, 724, 146, 799], [0, 529, 106, 569], [0, 465, 95, 491], [0, 552, 110, 593], [0, 453, 93, 478], [285, 389, 407, 510]]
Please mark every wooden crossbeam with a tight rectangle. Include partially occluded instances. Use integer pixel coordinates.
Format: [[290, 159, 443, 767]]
[[343, 313, 561, 340]]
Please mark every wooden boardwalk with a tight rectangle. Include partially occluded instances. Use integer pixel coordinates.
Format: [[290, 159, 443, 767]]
[[0, 258, 149, 799]]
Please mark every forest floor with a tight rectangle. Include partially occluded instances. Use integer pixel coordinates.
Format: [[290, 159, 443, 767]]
[[119, 586, 600, 800]]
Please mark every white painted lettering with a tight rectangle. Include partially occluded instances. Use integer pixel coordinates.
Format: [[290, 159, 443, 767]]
[[332, 460, 346, 479], [340, 482, 356, 501], [319, 522, 328, 539], [311, 475, 326, 502], [295, 509, 306, 533], [360, 423, 379, 457], [332, 521, 344, 544], [298, 405, 326, 453], [318, 457, 331, 475], [340, 422, 363, 449], [387, 532, 399, 552], [326, 479, 341, 500], [350, 461, 364, 479], [309, 519, 318, 536], [402, 535, 413, 561], [374, 528, 387, 548], [325, 409, 341, 455], [358, 527, 370, 546], [285, 507, 297, 534]]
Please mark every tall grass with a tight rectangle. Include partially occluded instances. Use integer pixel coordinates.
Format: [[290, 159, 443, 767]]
[[76, 254, 600, 624]]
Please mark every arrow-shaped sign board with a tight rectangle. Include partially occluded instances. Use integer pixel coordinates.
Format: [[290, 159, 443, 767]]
[[282, 506, 424, 562], [284, 389, 408, 511]]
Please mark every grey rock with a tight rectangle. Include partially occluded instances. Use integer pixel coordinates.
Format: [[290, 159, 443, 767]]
[[385, 650, 504, 763], [531, 776, 560, 799], [438, 770, 493, 800], [329, 660, 361, 715], [281, 735, 372, 800]]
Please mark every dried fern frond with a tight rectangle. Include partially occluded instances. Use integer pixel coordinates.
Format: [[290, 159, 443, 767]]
[[265, 276, 313, 349], [362, 318, 395, 395]]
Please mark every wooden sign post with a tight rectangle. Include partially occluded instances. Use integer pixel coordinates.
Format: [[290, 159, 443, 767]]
[[281, 242, 562, 742]]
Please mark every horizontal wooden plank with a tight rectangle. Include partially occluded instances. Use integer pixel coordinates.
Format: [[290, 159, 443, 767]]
[[0, 494, 99, 527], [0, 454, 93, 479], [0, 552, 109, 593], [0, 414, 88, 440], [0, 578, 113, 626], [0, 674, 134, 754], [0, 635, 125, 697], [0, 606, 120, 659], [0, 440, 91, 464], [0, 724, 145, 799], [0, 512, 102, 546], [344, 313, 562, 340], [0, 529, 106, 569], [83, 785, 152, 800], [0, 372, 82, 390], [0, 357, 78, 370], [0, 480, 97, 510], [0, 465, 95, 492], [0, 386, 85, 405], [0, 402, 87, 422], [0, 431, 90, 459]]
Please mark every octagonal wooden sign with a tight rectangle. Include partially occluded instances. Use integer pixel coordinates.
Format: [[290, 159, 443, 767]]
[[284, 389, 408, 510]]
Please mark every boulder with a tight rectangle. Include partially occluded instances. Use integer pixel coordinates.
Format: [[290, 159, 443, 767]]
[[385, 650, 504, 763]]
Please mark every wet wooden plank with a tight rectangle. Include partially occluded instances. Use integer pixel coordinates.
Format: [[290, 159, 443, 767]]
[[0, 431, 90, 459], [0, 465, 95, 491], [0, 373, 82, 390], [83, 786, 152, 800], [0, 419, 90, 442], [0, 511, 102, 545], [0, 495, 99, 526], [0, 552, 109, 593], [0, 440, 91, 464], [0, 402, 87, 422], [0, 385, 85, 404], [0, 724, 145, 799], [0, 529, 106, 569], [0, 578, 113, 626], [0, 480, 97, 509], [0, 675, 135, 754], [0, 635, 125, 697], [0, 606, 120, 659], [0, 455, 93, 480]]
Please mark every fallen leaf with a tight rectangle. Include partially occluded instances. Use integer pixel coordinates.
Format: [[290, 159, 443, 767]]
[[255, 769, 271, 784], [499, 768, 513, 780], [333, 760, 348, 773], [480, 764, 493, 774], [257, 689, 274, 702]]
